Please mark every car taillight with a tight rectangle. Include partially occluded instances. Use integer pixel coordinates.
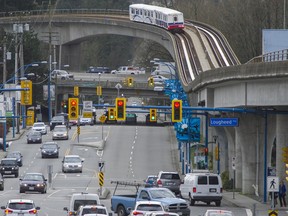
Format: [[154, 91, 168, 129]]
[[5, 209, 13, 214], [29, 209, 37, 214], [220, 187, 223, 193], [193, 187, 196, 193], [157, 179, 162, 187], [133, 211, 143, 216]]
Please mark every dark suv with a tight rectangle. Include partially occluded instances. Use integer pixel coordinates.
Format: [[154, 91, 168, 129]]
[[50, 114, 69, 131], [0, 158, 19, 178], [156, 171, 181, 195]]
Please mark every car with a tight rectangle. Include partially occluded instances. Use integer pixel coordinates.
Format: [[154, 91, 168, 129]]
[[40, 142, 60, 158], [156, 171, 181, 195], [62, 155, 84, 173], [129, 201, 165, 216], [180, 172, 223, 206], [52, 125, 69, 140], [76, 205, 111, 216], [50, 114, 69, 131], [19, 172, 47, 193], [26, 131, 42, 144], [32, 122, 47, 135], [1, 199, 41, 216], [204, 210, 234, 216], [145, 175, 157, 187], [125, 113, 137, 125], [148, 75, 169, 83], [51, 69, 74, 80], [0, 174, 4, 191], [86, 66, 111, 73], [63, 192, 101, 216], [0, 158, 19, 178], [69, 119, 78, 126], [5, 151, 23, 167], [79, 116, 94, 125]]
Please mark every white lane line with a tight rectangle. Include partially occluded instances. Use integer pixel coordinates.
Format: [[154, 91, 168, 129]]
[[245, 209, 253, 216]]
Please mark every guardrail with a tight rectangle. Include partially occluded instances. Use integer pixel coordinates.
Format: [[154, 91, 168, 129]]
[[247, 49, 288, 63], [0, 9, 129, 18]]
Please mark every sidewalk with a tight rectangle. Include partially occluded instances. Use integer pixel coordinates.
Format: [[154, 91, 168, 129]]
[[223, 191, 288, 216]]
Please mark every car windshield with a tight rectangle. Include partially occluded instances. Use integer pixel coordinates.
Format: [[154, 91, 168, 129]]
[[8, 202, 34, 210], [73, 200, 98, 211], [82, 207, 107, 215], [43, 144, 57, 149], [29, 132, 41, 137], [65, 157, 81, 163], [33, 123, 44, 127], [150, 190, 175, 199], [6, 153, 20, 158], [1, 160, 17, 165], [52, 116, 64, 121], [23, 174, 44, 181], [54, 127, 66, 132]]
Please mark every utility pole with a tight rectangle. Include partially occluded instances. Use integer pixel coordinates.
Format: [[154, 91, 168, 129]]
[[2, 37, 7, 83], [48, 0, 52, 122]]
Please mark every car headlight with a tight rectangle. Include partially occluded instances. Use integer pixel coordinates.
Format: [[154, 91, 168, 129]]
[[42, 150, 46, 153], [36, 183, 44, 187], [64, 164, 69, 167], [21, 183, 28, 186], [53, 149, 58, 153]]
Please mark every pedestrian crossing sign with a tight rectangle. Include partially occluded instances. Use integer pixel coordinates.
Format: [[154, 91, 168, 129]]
[[267, 176, 279, 192]]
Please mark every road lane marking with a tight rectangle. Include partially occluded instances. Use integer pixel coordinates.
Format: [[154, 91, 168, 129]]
[[246, 209, 253, 216]]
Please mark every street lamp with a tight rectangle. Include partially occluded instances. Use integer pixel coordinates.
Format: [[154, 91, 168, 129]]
[[150, 58, 177, 79], [98, 72, 101, 105]]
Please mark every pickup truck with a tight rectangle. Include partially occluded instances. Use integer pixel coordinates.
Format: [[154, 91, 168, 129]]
[[110, 181, 190, 216], [111, 66, 145, 75]]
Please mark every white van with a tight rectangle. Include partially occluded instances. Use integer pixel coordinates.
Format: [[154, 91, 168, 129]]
[[179, 172, 222, 206], [63, 192, 100, 215]]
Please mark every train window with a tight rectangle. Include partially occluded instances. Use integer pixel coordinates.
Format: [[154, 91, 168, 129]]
[[163, 15, 167, 21], [144, 10, 147, 16], [140, 9, 143, 15], [131, 8, 135, 14], [136, 9, 139, 15], [174, 16, 178, 22]]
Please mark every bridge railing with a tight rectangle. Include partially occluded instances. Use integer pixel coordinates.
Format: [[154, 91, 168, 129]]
[[247, 49, 288, 63], [0, 9, 129, 18]]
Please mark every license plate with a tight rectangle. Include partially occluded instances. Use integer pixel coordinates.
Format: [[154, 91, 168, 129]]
[[18, 214, 24, 216], [29, 187, 34, 190], [5, 171, 11, 174], [210, 188, 217, 192]]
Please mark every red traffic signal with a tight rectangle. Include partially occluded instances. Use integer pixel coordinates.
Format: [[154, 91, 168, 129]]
[[171, 99, 182, 122], [204, 147, 208, 156], [117, 100, 124, 106]]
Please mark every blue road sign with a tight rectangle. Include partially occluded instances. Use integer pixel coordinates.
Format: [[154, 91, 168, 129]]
[[209, 118, 239, 127]]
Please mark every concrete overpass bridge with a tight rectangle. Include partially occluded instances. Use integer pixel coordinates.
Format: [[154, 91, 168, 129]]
[[0, 9, 288, 200]]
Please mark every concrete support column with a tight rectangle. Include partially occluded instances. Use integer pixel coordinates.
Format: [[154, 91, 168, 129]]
[[235, 114, 259, 194], [276, 114, 288, 181], [61, 43, 81, 71]]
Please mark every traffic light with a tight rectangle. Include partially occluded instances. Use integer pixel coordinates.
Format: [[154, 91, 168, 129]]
[[108, 108, 116, 120], [128, 77, 133, 87], [21, 80, 32, 105], [150, 109, 157, 122], [215, 145, 219, 161], [96, 86, 102, 96], [74, 86, 79, 96], [204, 147, 208, 156], [171, 99, 182, 122], [148, 77, 154, 86], [286, 164, 288, 181], [61, 100, 67, 112], [68, 98, 79, 120], [115, 98, 126, 120]]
